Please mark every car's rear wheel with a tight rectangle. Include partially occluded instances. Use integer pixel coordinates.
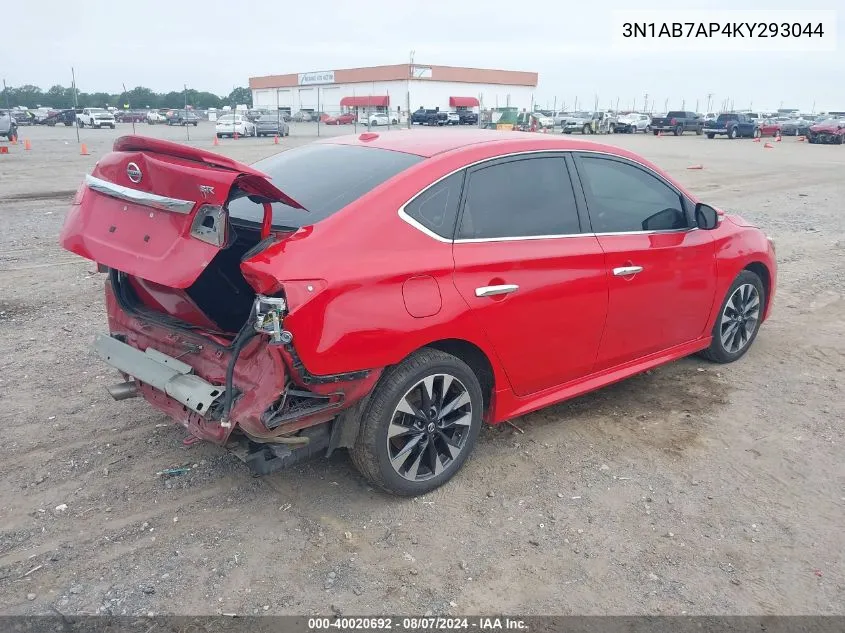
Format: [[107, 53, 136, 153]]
[[582, 124, 591, 134], [350, 349, 483, 496], [653, 129, 659, 136], [706, 133, 715, 139], [674, 125, 683, 136], [699, 270, 765, 364], [753, 128, 761, 139]]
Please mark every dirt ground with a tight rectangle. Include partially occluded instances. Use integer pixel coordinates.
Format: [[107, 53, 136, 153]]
[[0, 123, 843, 617]]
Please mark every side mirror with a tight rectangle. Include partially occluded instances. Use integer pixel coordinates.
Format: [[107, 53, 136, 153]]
[[695, 203, 719, 230]]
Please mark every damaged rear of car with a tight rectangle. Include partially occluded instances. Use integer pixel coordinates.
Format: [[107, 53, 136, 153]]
[[60, 136, 421, 475]]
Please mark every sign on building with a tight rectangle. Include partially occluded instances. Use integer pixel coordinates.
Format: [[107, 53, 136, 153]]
[[298, 71, 335, 86]]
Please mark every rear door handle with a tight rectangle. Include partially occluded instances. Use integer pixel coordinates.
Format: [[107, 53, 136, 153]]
[[475, 284, 519, 297], [613, 265, 644, 277]]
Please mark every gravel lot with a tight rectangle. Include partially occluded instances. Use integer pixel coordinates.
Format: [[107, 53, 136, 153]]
[[0, 122, 843, 617]]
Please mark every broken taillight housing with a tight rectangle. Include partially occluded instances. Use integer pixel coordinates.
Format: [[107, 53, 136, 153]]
[[190, 204, 228, 247], [253, 295, 289, 343]]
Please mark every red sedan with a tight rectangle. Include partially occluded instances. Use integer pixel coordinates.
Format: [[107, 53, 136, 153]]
[[59, 131, 777, 495], [324, 112, 356, 125], [757, 119, 783, 137]]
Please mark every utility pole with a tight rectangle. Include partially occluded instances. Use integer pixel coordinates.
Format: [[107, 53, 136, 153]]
[[643, 93, 648, 113], [184, 84, 190, 141], [71, 67, 80, 143], [706, 93, 712, 113], [407, 49, 414, 130]]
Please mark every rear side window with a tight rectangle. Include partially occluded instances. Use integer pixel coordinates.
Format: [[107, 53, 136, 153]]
[[403, 172, 464, 239], [458, 157, 581, 239], [228, 144, 423, 228]]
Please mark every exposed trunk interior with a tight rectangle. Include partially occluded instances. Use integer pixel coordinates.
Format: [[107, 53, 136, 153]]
[[121, 219, 271, 334]]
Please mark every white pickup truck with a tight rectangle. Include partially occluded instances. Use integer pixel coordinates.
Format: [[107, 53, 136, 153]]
[[77, 108, 116, 129]]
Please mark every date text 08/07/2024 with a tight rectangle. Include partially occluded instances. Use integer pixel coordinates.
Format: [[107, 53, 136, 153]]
[[307, 617, 528, 630], [621, 21, 826, 38]]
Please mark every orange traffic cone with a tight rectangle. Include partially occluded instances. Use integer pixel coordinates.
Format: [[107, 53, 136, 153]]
[[273, 134, 279, 144], [775, 135, 782, 142], [24, 139, 31, 150], [657, 131, 664, 137], [753, 137, 761, 143], [0, 146, 8, 154], [763, 142, 774, 149], [213, 136, 219, 146], [80, 143, 90, 155], [233, 131, 239, 140], [797, 135, 805, 142], [687, 164, 704, 170], [10, 134, 17, 145]]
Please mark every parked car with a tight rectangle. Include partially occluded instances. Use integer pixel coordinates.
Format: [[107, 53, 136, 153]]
[[324, 113, 356, 125], [292, 110, 313, 122], [444, 112, 460, 125], [77, 108, 116, 129], [553, 112, 571, 127], [0, 110, 18, 139], [650, 111, 704, 136], [561, 111, 597, 134], [167, 110, 200, 126], [532, 112, 555, 129], [616, 112, 651, 133], [704, 113, 760, 139], [411, 108, 442, 125], [780, 116, 813, 136], [115, 110, 148, 123], [807, 118, 845, 144], [215, 114, 255, 138], [756, 119, 783, 137], [58, 131, 777, 495], [457, 110, 478, 125], [11, 108, 35, 126], [41, 108, 78, 126], [146, 110, 166, 124], [369, 112, 399, 126], [255, 114, 290, 137]]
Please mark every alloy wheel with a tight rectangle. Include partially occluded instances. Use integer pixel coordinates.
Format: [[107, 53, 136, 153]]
[[720, 283, 761, 354], [386, 374, 472, 482]]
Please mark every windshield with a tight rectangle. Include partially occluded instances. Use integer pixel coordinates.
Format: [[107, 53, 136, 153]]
[[228, 144, 423, 229]]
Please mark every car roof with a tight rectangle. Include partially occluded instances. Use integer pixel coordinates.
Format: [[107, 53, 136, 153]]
[[316, 128, 646, 160]]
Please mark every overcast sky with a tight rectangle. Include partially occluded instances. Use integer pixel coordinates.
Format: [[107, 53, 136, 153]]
[[5, 0, 842, 112]]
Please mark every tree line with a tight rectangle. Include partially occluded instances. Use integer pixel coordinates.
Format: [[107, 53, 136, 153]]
[[2, 85, 253, 110]]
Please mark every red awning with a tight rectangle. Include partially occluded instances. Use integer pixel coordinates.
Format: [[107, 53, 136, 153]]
[[449, 96, 479, 108], [339, 96, 390, 107]]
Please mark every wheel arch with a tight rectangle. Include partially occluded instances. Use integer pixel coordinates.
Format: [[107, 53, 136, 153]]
[[424, 338, 495, 416], [744, 261, 772, 316]]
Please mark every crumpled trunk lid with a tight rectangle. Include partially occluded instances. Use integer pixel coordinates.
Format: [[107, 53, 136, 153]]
[[60, 135, 302, 289]]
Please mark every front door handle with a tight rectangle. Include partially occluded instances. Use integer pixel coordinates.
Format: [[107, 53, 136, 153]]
[[613, 265, 644, 277], [475, 284, 519, 297]]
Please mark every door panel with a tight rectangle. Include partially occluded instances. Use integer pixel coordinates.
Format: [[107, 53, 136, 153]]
[[452, 238, 608, 395], [593, 230, 716, 369], [450, 155, 608, 396], [573, 153, 717, 369]]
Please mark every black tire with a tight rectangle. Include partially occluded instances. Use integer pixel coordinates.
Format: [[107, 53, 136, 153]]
[[729, 126, 738, 139], [193, 121, 198, 126], [695, 127, 703, 135], [706, 133, 715, 139], [77, 120, 84, 128], [350, 348, 484, 496], [699, 270, 765, 364], [216, 133, 223, 138], [752, 128, 761, 139], [110, 124, 115, 129], [674, 125, 682, 136], [653, 129, 659, 136], [582, 124, 590, 135]]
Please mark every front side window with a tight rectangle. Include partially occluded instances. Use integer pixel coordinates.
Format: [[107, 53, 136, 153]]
[[577, 156, 687, 233], [458, 157, 581, 239], [404, 172, 465, 239]]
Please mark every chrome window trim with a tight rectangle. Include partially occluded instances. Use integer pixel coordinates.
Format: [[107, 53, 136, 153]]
[[85, 174, 196, 215], [396, 148, 692, 244]]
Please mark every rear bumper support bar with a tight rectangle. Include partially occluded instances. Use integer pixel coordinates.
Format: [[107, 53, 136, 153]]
[[94, 333, 226, 416]]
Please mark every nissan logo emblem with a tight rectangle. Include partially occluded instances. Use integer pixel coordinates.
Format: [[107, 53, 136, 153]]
[[126, 162, 142, 183]]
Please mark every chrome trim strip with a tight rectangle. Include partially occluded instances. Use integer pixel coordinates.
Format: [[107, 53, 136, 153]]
[[85, 174, 196, 215], [613, 265, 644, 276], [396, 148, 692, 244]]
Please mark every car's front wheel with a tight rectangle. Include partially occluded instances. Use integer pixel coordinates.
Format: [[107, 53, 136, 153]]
[[699, 270, 765, 364], [351, 349, 484, 496]]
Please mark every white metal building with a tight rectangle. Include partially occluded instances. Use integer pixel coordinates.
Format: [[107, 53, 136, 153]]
[[249, 64, 539, 116]]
